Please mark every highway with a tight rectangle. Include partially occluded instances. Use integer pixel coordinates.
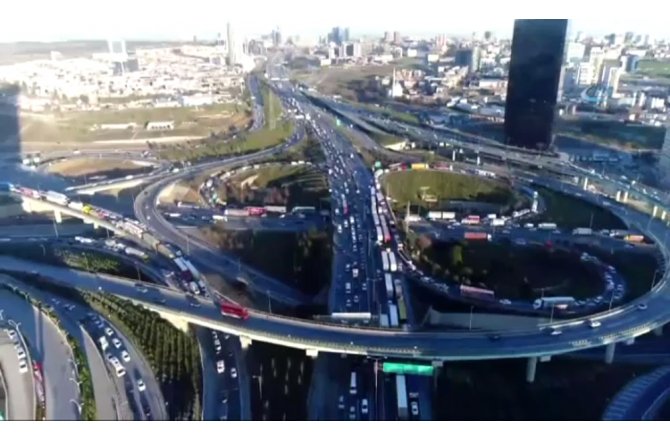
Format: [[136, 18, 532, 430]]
[[0, 282, 81, 420], [0, 307, 35, 420]]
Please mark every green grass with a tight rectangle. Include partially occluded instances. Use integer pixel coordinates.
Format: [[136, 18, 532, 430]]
[[533, 186, 627, 230], [368, 130, 405, 146], [637, 59, 670, 79], [383, 170, 518, 213], [217, 164, 329, 209], [277, 134, 326, 163], [201, 228, 331, 297], [415, 240, 603, 300], [557, 118, 665, 150]]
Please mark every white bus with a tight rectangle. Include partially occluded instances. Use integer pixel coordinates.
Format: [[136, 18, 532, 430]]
[[381, 251, 390, 272], [388, 251, 398, 272], [349, 372, 357, 395]]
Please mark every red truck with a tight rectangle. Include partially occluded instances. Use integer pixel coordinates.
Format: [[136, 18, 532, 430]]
[[220, 303, 250, 320], [246, 206, 266, 216]]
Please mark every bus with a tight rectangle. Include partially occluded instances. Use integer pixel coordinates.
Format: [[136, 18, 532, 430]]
[[376, 226, 384, 244], [396, 374, 409, 420], [381, 251, 390, 272], [533, 297, 576, 310], [388, 251, 398, 272], [384, 273, 394, 300], [393, 279, 403, 299], [349, 372, 357, 395]]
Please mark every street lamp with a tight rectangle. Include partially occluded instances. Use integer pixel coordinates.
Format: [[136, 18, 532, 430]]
[[70, 399, 82, 416], [468, 305, 475, 331]]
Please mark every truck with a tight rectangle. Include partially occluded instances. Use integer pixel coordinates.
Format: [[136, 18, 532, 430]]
[[388, 304, 399, 327], [538, 223, 558, 230], [491, 218, 506, 227], [532, 296, 576, 310], [67, 201, 84, 211], [427, 211, 442, 220], [624, 234, 645, 243], [121, 221, 145, 238], [124, 247, 148, 261], [379, 314, 390, 328], [183, 259, 201, 280], [173, 257, 193, 281], [224, 208, 249, 217], [98, 336, 109, 351], [396, 374, 409, 421], [410, 163, 428, 170], [384, 273, 394, 300], [572, 227, 593, 236], [74, 236, 95, 245], [188, 281, 201, 295], [45, 190, 69, 206], [220, 303, 250, 320], [460, 284, 495, 300], [464, 231, 489, 241], [393, 279, 403, 299]]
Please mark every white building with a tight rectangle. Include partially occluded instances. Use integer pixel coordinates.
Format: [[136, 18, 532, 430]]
[[146, 121, 175, 131], [565, 42, 585, 63], [576, 62, 597, 86]]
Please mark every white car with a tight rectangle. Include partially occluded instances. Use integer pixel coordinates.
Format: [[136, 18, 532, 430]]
[[410, 401, 419, 417], [137, 379, 146, 392], [104, 327, 114, 337], [18, 359, 29, 374], [588, 320, 601, 329], [217, 360, 225, 374], [112, 338, 122, 349], [230, 368, 237, 379], [121, 351, 131, 363], [338, 395, 345, 410], [5, 328, 17, 340], [361, 399, 369, 415]]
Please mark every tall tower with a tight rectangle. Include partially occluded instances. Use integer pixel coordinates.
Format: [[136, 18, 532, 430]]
[[227, 22, 237, 66], [504, 19, 568, 150]]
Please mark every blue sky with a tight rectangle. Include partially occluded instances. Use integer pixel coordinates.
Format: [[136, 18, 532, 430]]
[[1, 0, 667, 42]]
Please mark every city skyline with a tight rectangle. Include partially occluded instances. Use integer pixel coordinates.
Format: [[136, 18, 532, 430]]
[[1, 0, 669, 42]]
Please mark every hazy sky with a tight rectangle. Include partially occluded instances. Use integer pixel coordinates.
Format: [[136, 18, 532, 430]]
[[1, 0, 668, 42]]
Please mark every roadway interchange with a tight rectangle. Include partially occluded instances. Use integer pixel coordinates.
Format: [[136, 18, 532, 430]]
[[4, 75, 670, 419], [2, 87, 670, 364]]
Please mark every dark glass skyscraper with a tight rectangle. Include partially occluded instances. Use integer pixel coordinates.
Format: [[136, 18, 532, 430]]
[[504, 19, 568, 150]]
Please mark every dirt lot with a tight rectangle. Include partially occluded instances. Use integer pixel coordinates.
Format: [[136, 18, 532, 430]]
[[46, 157, 151, 178]]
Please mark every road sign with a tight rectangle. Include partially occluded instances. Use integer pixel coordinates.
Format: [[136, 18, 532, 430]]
[[382, 362, 434, 376]]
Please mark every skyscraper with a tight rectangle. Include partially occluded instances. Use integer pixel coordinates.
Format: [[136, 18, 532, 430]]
[[504, 19, 568, 150], [227, 22, 237, 66]]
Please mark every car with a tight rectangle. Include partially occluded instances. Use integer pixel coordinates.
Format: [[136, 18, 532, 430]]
[[638, 303, 648, 311], [230, 367, 238, 379], [112, 338, 122, 349], [499, 299, 512, 306], [361, 399, 368, 415], [217, 360, 225, 374], [121, 351, 131, 363], [18, 359, 29, 374], [488, 333, 501, 341], [105, 353, 114, 361], [104, 327, 114, 337], [5, 328, 17, 339], [548, 328, 562, 336], [353, 295, 359, 304], [588, 320, 601, 329], [137, 379, 146, 392], [338, 395, 345, 410], [410, 401, 419, 416]]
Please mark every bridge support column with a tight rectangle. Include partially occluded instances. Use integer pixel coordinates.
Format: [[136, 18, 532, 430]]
[[451, 150, 456, 161], [582, 177, 589, 191], [605, 343, 616, 364], [53, 210, 62, 223], [83, 218, 93, 225], [305, 349, 319, 358], [663, 211, 667, 222], [239, 336, 252, 350], [156, 312, 190, 332], [93, 222, 99, 230], [615, 191, 621, 202], [654, 326, 664, 337], [623, 192, 629, 203], [526, 357, 538, 383], [652, 205, 659, 218]]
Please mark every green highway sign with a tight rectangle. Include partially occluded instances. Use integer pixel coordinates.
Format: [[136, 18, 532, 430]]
[[382, 362, 434, 376]]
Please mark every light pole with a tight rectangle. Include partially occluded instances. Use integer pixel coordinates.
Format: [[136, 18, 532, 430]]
[[651, 269, 661, 290], [69, 376, 81, 391], [135, 263, 141, 281], [40, 243, 46, 257], [0, 309, 4, 321], [70, 399, 82, 417], [468, 305, 474, 331], [549, 304, 556, 324], [52, 218, 59, 238]]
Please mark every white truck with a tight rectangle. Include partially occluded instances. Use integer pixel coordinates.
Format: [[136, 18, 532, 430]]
[[98, 336, 109, 351], [45, 190, 69, 206], [396, 374, 409, 420]]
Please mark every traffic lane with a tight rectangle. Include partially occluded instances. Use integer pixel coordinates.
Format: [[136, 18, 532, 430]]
[[198, 327, 242, 420], [0, 256, 666, 359], [0, 291, 80, 420], [0, 329, 34, 420]]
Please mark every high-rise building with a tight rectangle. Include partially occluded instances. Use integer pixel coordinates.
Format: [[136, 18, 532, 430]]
[[393, 31, 401, 44], [483, 30, 493, 41], [564, 41, 585, 63], [504, 19, 568, 150], [454, 47, 480, 74], [626, 54, 640, 72], [383, 31, 391, 43], [227, 22, 237, 66], [329, 27, 349, 45], [599, 60, 622, 96]]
